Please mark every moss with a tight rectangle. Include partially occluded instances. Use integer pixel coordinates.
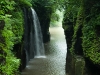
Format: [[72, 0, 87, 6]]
[[11, 9, 24, 44], [63, 1, 100, 74], [69, 0, 100, 64], [70, 1, 84, 55], [15, 0, 32, 7], [0, 0, 26, 74], [81, 1, 100, 64], [0, 14, 21, 75], [82, 14, 100, 64]]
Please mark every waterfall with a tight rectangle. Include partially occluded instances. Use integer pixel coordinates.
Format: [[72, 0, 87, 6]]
[[31, 8, 45, 58]]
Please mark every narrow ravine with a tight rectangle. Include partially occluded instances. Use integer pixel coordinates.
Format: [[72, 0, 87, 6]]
[[21, 26, 67, 75]]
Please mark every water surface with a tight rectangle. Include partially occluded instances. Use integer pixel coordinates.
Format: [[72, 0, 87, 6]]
[[21, 27, 67, 75]]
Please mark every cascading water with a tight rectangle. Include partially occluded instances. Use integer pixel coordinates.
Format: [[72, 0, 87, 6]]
[[31, 8, 45, 58]]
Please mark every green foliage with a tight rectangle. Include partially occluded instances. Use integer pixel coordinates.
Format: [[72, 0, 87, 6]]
[[0, 0, 26, 74], [62, 0, 83, 54], [0, 13, 20, 75], [11, 11, 24, 44], [0, 52, 20, 75], [32, 0, 54, 29], [32, 0, 55, 6], [70, 3, 84, 54], [62, 0, 81, 31], [63, 0, 100, 64], [73, 4, 84, 38], [50, 9, 64, 27], [82, 13, 100, 64], [81, 1, 100, 64], [35, 0, 67, 10], [51, 12, 59, 22], [15, 0, 32, 7], [32, 0, 67, 27], [0, 0, 15, 15]]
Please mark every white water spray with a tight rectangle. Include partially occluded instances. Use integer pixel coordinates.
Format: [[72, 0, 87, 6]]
[[31, 8, 45, 58]]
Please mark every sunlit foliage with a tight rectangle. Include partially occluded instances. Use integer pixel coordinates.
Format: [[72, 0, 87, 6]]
[[0, 0, 32, 74]]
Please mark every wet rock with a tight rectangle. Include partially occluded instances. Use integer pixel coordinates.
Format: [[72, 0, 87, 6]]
[[66, 54, 85, 75], [75, 56, 85, 75]]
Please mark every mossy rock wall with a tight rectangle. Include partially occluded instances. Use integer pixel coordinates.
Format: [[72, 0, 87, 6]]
[[63, 0, 100, 74]]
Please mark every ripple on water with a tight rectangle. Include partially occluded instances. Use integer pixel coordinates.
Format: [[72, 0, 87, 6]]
[[21, 27, 67, 75]]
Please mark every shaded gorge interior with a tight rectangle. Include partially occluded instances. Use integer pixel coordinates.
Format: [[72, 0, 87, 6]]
[[0, 0, 100, 75]]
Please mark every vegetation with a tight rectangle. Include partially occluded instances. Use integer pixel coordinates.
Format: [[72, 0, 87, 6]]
[[50, 9, 64, 27], [63, 0, 100, 65], [1, 0, 100, 74], [0, 0, 32, 74], [0, 0, 67, 74], [32, 0, 66, 27], [82, 0, 100, 64]]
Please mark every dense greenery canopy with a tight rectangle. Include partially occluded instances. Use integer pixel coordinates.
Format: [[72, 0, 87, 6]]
[[0, 0, 32, 74]]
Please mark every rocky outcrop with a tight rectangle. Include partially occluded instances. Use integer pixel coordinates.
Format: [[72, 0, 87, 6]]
[[63, 0, 100, 75], [33, 2, 52, 43]]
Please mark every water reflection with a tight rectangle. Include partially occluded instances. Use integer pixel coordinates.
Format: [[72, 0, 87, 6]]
[[21, 27, 67, 75]]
